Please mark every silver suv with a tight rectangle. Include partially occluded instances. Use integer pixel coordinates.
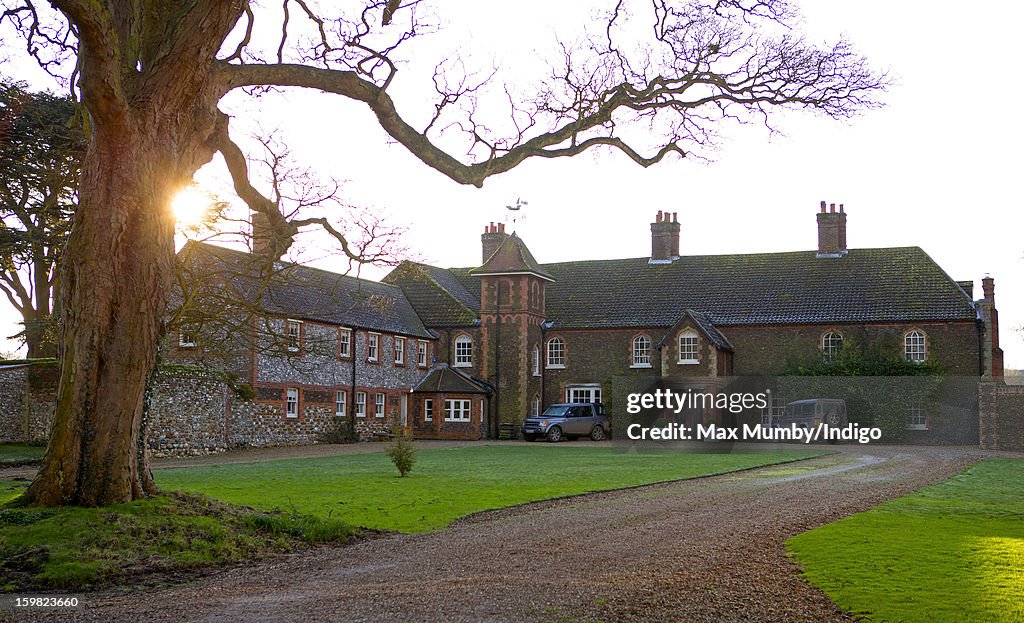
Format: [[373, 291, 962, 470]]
[[521, 403, 609, 442]]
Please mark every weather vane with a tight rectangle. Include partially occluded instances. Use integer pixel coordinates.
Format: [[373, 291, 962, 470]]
[[504, 197, 528, 231]]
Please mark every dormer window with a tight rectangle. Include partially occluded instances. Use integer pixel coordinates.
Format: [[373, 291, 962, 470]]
[[678, 330, 699, 364]]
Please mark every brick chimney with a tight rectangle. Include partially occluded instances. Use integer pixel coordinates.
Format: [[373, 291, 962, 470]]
[[978, 275, 1004, 379], [650, 211, 680, 263], [481, 222, 509, 263], [816, 201, 848, 257]]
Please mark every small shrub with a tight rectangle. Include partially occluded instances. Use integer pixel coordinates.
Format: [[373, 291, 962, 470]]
[[386, 426, 416, 477]]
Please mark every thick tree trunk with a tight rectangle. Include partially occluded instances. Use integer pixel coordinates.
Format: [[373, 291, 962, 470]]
[[24, 124, 180, 507]]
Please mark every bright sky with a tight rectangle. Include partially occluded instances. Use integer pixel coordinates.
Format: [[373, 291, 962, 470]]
[[2, 0, 1022, 367]]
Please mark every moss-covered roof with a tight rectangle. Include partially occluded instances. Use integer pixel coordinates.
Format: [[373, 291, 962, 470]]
[[435, 247, 977, 329]]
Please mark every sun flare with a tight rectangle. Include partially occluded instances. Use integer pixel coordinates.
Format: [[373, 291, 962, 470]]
[[171, 187, 211, 227]]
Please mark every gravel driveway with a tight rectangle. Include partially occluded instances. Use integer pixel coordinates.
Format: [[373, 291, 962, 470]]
[[10, 445, 987, 622]]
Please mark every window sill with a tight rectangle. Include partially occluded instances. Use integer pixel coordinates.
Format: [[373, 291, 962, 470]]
[[453, 362, 472, 368], [630, 363, 652, 369], [444, 419, 472, 423], [285, 414, 298, 419], [546, 364, 565, 370], [677, 359, 699, 365], [906, 424, 928, 431]]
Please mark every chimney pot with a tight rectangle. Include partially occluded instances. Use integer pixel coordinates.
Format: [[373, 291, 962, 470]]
[[839, 204, 845, 213], [820, 200, 827, 213], [672, 212, 678, 223], [656, 210, 663, 223], [830, 203, 836, 213], [498, 223, 504, 233], [816, 201, 848, 257]]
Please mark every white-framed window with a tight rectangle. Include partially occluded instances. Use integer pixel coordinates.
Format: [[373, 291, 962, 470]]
[[367, 332, 380, 362], [286, 319, 302, 353], [445, 399, 472, 422], [546, 337, 565, 369], [822, 331, 843, 361], [678, 330, 699, 364], [531, 395, 540, 417], [356, 391, 366, 418], [631, 335, 651, 368], [424, 398, 433, 422], [907, 404, 928, 430], [375, 392, 386, 418], [905, 330, 927, 362], [566, 384, 601, 404], [418, 340, 428, 367], [394, 336, 405, 365], [338, 328, 352, 358], [454, 335, 473, 367], [335, 390, 347, 417], [285, 387, 299, 418], [532, 345, 541, 376], [178, 329, 197, 348]]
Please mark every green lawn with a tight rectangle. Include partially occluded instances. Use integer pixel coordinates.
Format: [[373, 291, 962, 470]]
[[787, 457, 1024, 623], [0, 443, 45, 465], [152, 445, 822, 533]]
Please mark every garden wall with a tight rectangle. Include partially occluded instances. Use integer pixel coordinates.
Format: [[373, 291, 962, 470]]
[[979, 381, 1024, 451], [0, 363, 397, 457]]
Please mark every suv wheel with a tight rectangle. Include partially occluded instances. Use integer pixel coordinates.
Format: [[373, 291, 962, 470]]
[[546, 426, 563, 442], [590, 425, 606, 441]]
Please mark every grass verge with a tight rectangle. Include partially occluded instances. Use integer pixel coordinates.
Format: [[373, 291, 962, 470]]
[[150, 445, 822, 533], [786, 457, 1024, 623], [0, 492, 355, 593], [0, 443, 45, 466]]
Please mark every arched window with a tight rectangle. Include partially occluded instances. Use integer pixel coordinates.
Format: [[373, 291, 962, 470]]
[[904, 330, 927, 362], [454, 334, 473, 367], [531, 395, 541, 418], [678, 330, 699, 364], [546, 337, 565, 368], [632, 335, 651, 367], [821, 331, 843, 361], [532, 345, 541, 376]]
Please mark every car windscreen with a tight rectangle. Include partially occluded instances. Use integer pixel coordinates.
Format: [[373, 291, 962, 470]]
[[541, 406, 571, 417]]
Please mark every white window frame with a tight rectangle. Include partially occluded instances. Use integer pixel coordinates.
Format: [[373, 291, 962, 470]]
[[286, 319, 302, 353], [454, 335, 473, 368], [367, 332, 380, 362], [678, 330, 699, 364], [375, 392, 386, 418], [531, 395, 540, 417], [178, 329, 197, 348], [905, 330, 927, 362], [907, 404, 928, 430], [394, 336, 406, 365], [418, 340, 428, 367], [445, 398, 472, 422], [423, 398, 433, 422], [631, 335, 651, 368], [532, 345, 541, 377], [338, 328, 352, 358], [565, 384, 601, 404], [822, 331, 843, 361], [546, 337, 566, 369], [285, 387, 299, 418], [355, 391, 366, 418], [335, 390, 347, 417]]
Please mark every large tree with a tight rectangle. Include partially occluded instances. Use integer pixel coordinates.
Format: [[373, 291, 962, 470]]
[[0, 0, 886, 506], [0, 79, 85, 358]]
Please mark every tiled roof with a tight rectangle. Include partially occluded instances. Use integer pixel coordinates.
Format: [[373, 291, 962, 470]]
[[444, 247, 977, 329], [381, 262, 479, 327], [412, 363, 492, 394], [468, 233, 554, 281], [180, 242, 432, 338]]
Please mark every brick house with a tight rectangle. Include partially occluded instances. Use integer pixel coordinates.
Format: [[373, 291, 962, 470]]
[[169, 202, 1004, 442]]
